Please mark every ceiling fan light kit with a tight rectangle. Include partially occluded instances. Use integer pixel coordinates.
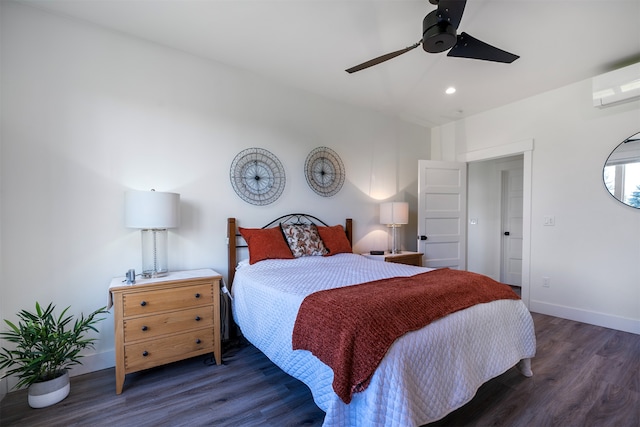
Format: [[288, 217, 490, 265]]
[[346, 0, 519, 74]]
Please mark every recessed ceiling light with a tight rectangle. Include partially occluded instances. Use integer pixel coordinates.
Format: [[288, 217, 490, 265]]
[[445, 87, 456, 95]]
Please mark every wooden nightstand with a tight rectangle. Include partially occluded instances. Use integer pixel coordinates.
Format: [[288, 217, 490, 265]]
[[362, 251, 424, 266], [109, 269, 222, 394]]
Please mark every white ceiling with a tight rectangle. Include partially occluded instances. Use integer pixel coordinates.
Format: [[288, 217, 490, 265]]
[[17, 0, 640, 127]]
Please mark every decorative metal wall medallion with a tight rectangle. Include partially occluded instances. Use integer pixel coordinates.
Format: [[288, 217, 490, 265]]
[[230, 148, 286, 205], [305, 147, 345, 197]]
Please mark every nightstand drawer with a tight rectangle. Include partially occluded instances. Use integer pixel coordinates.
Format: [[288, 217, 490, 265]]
[[363, 252, 423, 267], [387, 253, 422, 266], [124, 329, 214, 372], [123, 307, 214, 343], [123, 283, 214, 317]]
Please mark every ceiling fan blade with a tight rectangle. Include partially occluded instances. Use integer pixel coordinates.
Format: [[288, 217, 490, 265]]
[[447, 32, 519, 63], [346, 41, 421, 74], [436, 0, 467, 29]]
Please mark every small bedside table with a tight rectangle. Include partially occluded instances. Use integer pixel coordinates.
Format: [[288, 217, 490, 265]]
[[109, 269, 222, 394], [363, 251, 424, 267]]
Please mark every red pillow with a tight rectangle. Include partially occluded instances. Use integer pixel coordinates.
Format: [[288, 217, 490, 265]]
[[239, 227, 294, 265], [317, 225, 352, 256]]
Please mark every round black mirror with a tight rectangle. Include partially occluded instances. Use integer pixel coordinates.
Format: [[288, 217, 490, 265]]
[[603, 132, 640, 208]]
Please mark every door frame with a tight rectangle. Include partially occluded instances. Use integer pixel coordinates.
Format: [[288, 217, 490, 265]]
[[458, 139, 533, 308]]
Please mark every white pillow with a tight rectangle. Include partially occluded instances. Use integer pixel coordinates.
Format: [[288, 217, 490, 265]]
[[236, 259, 250, 270]]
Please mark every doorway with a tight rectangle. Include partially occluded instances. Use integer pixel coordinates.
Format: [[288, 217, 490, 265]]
[[467, 155, 523, 288], [419, 139, 533, 307]]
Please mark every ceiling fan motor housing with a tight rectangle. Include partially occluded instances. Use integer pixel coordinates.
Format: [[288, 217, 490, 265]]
[[422, 10, 457, 53]]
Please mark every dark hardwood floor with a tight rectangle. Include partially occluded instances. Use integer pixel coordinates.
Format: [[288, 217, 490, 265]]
[[1, 313, 638, 426]]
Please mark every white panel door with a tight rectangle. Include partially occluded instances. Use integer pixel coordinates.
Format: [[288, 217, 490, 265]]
[[501, 168, 523, 286], [417, 160, 467, 269]]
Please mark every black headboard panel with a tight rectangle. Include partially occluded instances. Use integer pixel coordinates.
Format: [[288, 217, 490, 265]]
[[226, 215, 353, 287], [261, 213, 330, 229]]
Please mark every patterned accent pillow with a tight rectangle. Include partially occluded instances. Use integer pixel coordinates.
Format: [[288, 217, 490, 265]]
[[281, 223, 328, 257]]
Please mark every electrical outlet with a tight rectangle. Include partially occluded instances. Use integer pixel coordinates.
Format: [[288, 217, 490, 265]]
[[542, 277, 550, 288]]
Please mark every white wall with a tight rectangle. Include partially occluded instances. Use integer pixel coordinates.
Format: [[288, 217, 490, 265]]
[[0, 1, 429, 383], [432, 78, 640, 334]]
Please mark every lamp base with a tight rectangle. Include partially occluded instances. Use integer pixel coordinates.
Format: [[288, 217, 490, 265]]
[[389, 225, 402, 254], [141, 270, 169, 279], [140, 229, 169, 278]]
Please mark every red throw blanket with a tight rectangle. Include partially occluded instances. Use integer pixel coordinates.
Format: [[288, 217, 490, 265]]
[[292, 268, 520, 404]]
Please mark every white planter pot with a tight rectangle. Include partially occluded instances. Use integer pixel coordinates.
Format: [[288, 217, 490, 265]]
[[28, 371, 70, 408]]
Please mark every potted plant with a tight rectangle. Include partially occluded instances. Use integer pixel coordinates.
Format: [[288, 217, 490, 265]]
[[0, 302, 108, 408]]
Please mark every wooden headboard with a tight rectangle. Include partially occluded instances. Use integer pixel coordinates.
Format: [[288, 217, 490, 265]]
[[227, 214, 353, 287]]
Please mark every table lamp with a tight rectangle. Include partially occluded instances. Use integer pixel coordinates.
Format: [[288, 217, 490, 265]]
[[125, 189, 180, 278], [380, 202, 409, 254]]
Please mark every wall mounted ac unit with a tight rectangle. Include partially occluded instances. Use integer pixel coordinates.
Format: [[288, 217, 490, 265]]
[[592, 62, 640, 108]]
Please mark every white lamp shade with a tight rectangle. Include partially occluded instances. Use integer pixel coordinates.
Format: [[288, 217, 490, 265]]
[[125, 190, 180, 229], [380, 202, 409, 225]]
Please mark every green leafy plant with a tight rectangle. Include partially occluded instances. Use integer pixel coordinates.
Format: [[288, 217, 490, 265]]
[[0, 302, 108, 389]]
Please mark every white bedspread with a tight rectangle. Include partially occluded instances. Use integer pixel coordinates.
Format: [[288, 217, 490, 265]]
[[231, 254, 536, 426]]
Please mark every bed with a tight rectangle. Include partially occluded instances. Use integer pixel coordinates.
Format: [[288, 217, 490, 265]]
[[227, 214, 536, 426]]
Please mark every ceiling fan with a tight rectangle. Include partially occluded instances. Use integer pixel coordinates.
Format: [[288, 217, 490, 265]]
[[345, 0, 519, 74]]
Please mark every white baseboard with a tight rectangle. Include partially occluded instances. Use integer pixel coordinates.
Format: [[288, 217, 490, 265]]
[[530, 300, 640, 335], [67, 349, 115, 378], [0, 376, 7, 402]]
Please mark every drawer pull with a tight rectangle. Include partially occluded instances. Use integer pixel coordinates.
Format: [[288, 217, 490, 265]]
[[140, 301, 147, 307], [195, 316, 201, 321], [196, 339, 201, 344], [141, 326, 148, 331], [195, 293, 201, 298], [142, 351, 149, 357]]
